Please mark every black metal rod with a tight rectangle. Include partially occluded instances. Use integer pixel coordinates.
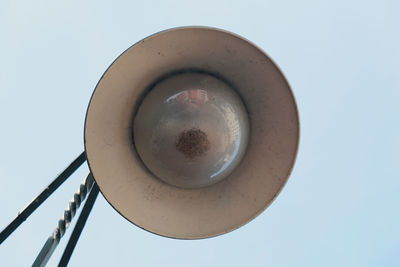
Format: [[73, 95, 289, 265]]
[[0, 152, 87, 244], [32, 236, 60, 267], [58, 183, 99, 267], [32, 174, 95, 267]]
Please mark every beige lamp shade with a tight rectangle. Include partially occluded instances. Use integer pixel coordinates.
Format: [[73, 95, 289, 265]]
[[84, 26, 299, 239]]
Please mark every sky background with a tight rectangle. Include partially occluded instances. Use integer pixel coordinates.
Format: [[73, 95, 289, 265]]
[[0, 0, 399, 266]]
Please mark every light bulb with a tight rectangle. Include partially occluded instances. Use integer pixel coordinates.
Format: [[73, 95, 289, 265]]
[[133, 72, 249, 188]]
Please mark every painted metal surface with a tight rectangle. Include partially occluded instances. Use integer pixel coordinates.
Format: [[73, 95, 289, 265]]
[[0, 152, 87, 245], [32, 174, 95, 266], [85, 27, 300, 239]]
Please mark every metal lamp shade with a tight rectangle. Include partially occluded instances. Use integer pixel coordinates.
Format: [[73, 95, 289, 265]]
[[84, 27, 299, 239]]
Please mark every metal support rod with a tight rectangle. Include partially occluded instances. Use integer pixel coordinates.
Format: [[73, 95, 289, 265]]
[[0, 152, 87, 244], [32, 174, 94, 267], [58, 183, 99, 267]]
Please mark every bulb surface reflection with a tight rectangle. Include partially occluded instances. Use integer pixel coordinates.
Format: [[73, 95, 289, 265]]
[[133, 72, 249, 189]]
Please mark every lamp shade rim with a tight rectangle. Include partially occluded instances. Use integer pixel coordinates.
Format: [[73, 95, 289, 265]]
[[84, 26, 300, 239]]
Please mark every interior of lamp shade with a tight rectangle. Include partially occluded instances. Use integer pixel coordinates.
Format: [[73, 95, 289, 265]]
[[84, 26, 299, 239]]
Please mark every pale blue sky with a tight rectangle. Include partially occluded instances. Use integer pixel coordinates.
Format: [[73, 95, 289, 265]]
[[0, 0, 399, 266]]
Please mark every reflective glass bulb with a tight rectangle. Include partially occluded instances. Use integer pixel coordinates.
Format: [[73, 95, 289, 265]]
[[133, 72, 249, 189]]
